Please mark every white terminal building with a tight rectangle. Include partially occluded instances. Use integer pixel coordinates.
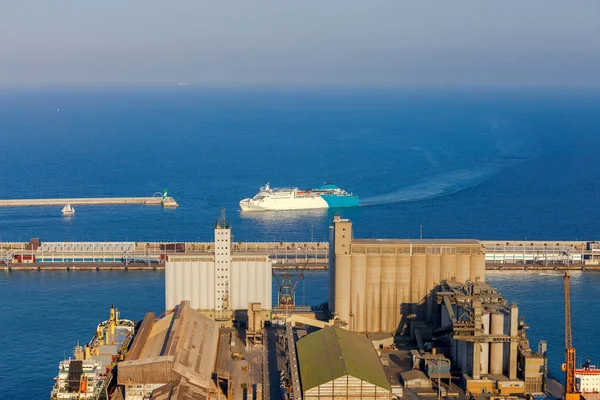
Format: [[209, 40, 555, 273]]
[[165, 212, 272, 327]]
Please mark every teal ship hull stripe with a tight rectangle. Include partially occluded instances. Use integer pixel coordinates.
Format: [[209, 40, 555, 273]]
[[321, 194, 360, 208]]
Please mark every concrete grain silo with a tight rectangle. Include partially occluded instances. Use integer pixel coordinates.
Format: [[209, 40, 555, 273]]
[[328, 217, 486, 334], [441, 253, 456, 282], [334, 254, 352, 327], [165, 214, 272, 328], [366, 254, 382, 332], [165, 261, 175, 309], [426, 253, 441, 321], [191, 262, 200, 309], [481, 312, 491, 375], [380, 254, 397, 332], [395, 254, 412, 332], [350, 254, 367, 332], [412, 254, 427, 319], [200, 261, 209, 309], [470, 253, 486, 282], [490, 312, 504, 375], [456, 254, 471, 283]]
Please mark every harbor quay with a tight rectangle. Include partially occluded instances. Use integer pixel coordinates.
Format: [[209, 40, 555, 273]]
[[46, 216, 579, 400], [0, 191, 179, 208], [2, 237, 600, 271], [0, 239, 330, 271]]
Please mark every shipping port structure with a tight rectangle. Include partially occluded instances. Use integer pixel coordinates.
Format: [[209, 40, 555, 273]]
[[6, 238, 600, 271], [43, 215, 577, 400], [0, 190, 179, 209]]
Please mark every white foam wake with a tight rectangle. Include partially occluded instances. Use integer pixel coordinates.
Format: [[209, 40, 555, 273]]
[[360, 163, 502, 206]]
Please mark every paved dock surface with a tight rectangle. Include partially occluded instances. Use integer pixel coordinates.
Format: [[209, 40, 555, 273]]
[[0, 197, 164, 207]]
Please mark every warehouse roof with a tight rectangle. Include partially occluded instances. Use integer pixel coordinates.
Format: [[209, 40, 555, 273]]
[[400, 370, 430, 382], [118, 301, 219, 389], [297, 326, 391, 391]]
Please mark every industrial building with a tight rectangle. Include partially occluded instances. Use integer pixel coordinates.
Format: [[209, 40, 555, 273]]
[[117, 301, 223, 400], [165, 211, 272, 327], [329, 217, 486, 333], [296, 325, 393, 400], [435, 280, 546, 396]]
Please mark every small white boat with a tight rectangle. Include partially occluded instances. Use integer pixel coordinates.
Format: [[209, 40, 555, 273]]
[[61, 204, 75, 216]]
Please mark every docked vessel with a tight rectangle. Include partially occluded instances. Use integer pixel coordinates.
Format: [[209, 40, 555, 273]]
[[577, 358, 600, 397], [239, 182, 359, 212], [50, 305, 135, 400]]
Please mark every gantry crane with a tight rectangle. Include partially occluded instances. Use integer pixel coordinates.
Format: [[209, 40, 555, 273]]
[[562, 271, 580, 400]]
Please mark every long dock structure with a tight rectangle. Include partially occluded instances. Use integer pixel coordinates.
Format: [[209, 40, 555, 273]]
[[0, 195, 178, 208], [0, 240, 329, 270], [3, 238, 600, 271]]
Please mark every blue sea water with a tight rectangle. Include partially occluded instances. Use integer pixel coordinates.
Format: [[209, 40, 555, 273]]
[[1, 87, 600, 398]]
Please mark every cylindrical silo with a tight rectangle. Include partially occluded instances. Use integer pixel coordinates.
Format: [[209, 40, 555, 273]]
[[490, 312, 504, 375], [230, 260, 240, 310], [350, 254, 367, 332], [456, 254, 471, 283], [441, 254, 456, 282], [508, 304, 519, 379], [248, 260, 257, 304], [470, 254, 486, 283], [166, 261, 175, 310], [175, 262, 183, 307], [411, 254, 427, 320], [381, 254, 396, 332], [182, 261, 192, 307], [258, 260, 265, 307], [395, 254, 411, 333], [240, 260, 248, 310], [199, 261, 208, 309], [192, 261, 201, 310], [264, 261, 272, 310], [366, 254, 382, 332], [426, 254, 441, 322], [207, 261, 215, 310], [335, 254, 352, 326], [481, 312, 491, 375]]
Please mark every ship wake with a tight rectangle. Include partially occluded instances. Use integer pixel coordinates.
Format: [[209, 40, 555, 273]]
[[361, 118, 538, 206], [360, 163, 502, 206]]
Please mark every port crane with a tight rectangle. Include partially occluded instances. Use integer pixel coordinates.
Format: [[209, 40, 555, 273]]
[[273, 269, 305, 312], [562, 271, 580, 400]]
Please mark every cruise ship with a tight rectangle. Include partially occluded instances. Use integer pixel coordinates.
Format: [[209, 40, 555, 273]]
[[239, 182, 359, 212], [50, 305, 134, 400]]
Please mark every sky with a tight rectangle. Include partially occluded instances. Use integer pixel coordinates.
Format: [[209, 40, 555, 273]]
[[1, 1, 599, 87]]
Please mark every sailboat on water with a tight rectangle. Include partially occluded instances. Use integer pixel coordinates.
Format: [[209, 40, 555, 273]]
[[61, 204, 75, 216]]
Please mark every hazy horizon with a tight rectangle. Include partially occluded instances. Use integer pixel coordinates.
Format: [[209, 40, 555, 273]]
[[1, 1, 599, 87]]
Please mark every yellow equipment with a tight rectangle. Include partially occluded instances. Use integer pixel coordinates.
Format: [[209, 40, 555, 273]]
[[562, 272, 580, 400]]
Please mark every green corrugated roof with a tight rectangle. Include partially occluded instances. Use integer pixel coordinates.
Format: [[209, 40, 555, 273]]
[[296, 326, 391, 391]]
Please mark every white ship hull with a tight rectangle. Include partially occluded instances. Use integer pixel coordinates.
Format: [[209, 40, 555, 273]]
[[240, 195, 328, 211], [240, 183, 359, 212]]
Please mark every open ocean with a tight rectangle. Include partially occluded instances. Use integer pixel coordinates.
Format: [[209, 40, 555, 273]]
[[1, 87, 600, 398]]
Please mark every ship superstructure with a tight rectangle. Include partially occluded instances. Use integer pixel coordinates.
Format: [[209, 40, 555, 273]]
[[50, 305, 135, 400], [239, 182, 359, 212], [577, 359, 600, 396]]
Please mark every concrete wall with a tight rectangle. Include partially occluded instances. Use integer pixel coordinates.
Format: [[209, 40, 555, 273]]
[[165, 258, 271, 311], [330, 218, 485, 333]]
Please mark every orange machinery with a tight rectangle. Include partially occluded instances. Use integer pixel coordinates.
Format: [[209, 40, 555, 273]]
[[562, 272, 580, 400]]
